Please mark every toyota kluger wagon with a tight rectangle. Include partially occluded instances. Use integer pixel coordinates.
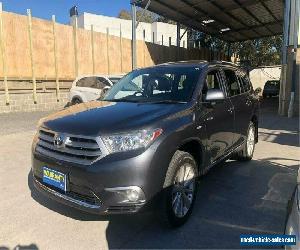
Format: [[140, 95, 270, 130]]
[[32, 61, 259, 227]]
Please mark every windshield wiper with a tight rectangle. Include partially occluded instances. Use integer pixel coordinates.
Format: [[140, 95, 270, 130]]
[[144, 100, 187, 104], [103, 98, 139, 103], [103, 99, 187, 104]]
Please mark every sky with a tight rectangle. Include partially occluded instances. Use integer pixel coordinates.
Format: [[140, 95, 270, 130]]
[[0, 0, 130, 24]]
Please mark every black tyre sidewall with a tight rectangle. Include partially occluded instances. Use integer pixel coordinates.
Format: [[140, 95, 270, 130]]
[[72, 98, 82, 105], [162, 151, 198, 227]]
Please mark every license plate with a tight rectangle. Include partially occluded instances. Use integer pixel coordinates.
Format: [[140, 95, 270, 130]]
[[42, 167, 66, 192]]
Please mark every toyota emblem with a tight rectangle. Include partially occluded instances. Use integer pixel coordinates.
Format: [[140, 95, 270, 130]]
[[54, 134, 66, 148]]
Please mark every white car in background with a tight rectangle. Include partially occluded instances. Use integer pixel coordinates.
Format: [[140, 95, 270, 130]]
[[69, 75, 123, 105]]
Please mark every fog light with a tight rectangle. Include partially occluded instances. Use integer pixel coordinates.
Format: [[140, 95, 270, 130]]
[[126, 189, 139, 202], [105, 186, 145, 203]]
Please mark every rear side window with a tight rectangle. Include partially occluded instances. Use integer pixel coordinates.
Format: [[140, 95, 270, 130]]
[[76, 77, 110, 89], [238, 72, 252, 93], [223, 69, 241, 97], [265, 80, 279, 86], [202, 70, 224, 97]]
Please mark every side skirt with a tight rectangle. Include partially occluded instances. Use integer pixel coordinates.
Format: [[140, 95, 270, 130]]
[[199, 142, 244, 176]]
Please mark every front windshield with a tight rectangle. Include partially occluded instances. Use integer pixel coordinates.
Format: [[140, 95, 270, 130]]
[[103, 66, 202, 103]]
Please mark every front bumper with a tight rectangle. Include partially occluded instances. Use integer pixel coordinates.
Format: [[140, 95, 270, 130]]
[[31, 137, 171, 214], [33, 175, 145, 214]]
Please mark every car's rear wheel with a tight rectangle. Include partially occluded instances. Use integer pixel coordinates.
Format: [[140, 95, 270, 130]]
[[100, 88, 109, 99], [237, 121, 256, 161], [160, 150, 197, 227], [72, 97, 82, 105]]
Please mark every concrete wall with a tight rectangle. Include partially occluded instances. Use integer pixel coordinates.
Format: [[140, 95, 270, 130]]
[[76, 12, 188, 48], [249, 66, 281, 90], [279, 48, 299, 116], [279, 0, 299, 117]]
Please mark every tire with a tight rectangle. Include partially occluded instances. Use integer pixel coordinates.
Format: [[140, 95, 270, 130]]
[[72, 97, 82, 105], [100, 88, 109, 100], [237, 121, 256, 161], [160, 150, 198, 227]]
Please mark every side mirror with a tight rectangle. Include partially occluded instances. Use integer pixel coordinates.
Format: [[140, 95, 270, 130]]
[[204, 89, 225, 103]]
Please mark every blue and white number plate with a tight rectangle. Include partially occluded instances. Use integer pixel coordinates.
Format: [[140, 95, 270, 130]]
[[43, 167, 66, 192]]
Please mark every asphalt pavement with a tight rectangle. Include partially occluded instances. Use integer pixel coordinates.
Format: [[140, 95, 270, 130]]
[[0, 98, 299, 249]]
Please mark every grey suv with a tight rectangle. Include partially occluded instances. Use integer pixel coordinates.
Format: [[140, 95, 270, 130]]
[[32, 61, 259, 227]]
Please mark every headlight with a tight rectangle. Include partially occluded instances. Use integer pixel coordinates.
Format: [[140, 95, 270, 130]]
[[102, 128, 162, 153]]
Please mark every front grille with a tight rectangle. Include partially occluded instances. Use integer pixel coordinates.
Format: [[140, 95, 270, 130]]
[[36, 129, 101, 165], [68, 191, 100, 206], [106, 205, 141, 213], [34, 175, 101, 207]]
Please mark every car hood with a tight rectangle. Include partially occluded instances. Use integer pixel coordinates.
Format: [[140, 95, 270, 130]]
[[40, 101, 189, 136]]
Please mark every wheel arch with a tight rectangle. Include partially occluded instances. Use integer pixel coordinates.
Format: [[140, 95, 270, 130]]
[[177, 138, 206, 176], [71, 95, 83, 104]]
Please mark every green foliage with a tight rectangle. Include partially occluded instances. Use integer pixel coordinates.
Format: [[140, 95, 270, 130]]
[[232, 36, 282, 66], [117, 8, 158, 23], [118, 9, 132, 20], [189, 30, 282, 67]]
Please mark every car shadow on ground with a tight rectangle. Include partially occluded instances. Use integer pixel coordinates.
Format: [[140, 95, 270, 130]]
[[28, 156, 299, 249]]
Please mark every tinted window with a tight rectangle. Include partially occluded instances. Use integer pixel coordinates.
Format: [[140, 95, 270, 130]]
[[265, 80, 279, 86], [104, 66, 202, 103], [223, 69, 241, 96], [202, 70, 222, 90], [202, 70, 223, 99], [76, 77, 110, 89], [237, 72, 251, 93]]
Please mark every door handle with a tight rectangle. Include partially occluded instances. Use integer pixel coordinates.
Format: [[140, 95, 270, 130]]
[[228, 107, 234, 114]]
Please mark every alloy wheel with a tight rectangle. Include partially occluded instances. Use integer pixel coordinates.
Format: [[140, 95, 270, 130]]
[[171, 163, 196, 218], [247, 125, 255, 156]]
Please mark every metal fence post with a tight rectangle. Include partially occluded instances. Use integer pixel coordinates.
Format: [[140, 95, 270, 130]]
[[106, 27, 110, 75], [27, 9, 37, 104], [91, 24, 95, 74], [143, 30, 146, 67], [0, 2, 9, 105], [120, 24, 123, 73], [131, 3, 137, 70], [52, 15, 59, 102], [72, 17, 78, 77]]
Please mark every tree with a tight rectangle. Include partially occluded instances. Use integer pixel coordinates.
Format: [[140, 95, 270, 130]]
[[189, 29, 282, 67], [117, 8, 158, 23], [156, 16, 176, 24], [231, 36, 282, 66], [118, 9, 131, 20]]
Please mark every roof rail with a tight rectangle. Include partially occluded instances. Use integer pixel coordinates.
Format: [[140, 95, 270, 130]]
[[210, 60, 239, 66]]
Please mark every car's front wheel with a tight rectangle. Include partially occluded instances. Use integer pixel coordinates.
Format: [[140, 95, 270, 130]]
[[160, 150, 197, 227]]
